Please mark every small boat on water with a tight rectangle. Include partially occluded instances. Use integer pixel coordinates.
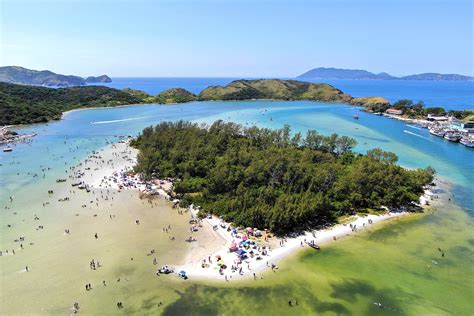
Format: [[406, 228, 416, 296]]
[[56, 179, 67, 183], [429, 127, 445, 137], [3, 147, 13, 152], [444, 132, 462, 142], [460, 136, 474, 147]]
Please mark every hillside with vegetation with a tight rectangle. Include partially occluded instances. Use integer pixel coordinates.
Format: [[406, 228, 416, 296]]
[[350, 96, 390, 107], [0, 66, 86, 87], [155, 88, 197, 104], [131, 121, 434, 234], [0, 82, 145, 125], [199, 79, 352, 102]]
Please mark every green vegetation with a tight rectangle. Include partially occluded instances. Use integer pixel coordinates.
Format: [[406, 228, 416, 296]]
[[4, 78, 467, 126], [198, 79, 352, 102], [1, 79, 356, 125], [350, 96, 389, 107], [1, 66, 85, 86], [155, 88, 196, 104], [131, 121, 434, 235], [0, 82, 144, 125], [360, 98, 474, 120]]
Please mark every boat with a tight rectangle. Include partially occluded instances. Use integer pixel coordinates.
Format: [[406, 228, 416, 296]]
[[56, 179, 67, 183], [429, 127, 445, 137], [444, 132, 462, 142], [460, 136, 474, 147], [306, 240, 321, 250], [3, 147, 13, 152]]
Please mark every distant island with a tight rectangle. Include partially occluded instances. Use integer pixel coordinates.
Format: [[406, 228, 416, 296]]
[[85, 75, 112, 84], [1, 79, 472, 126], [298, 67, 474, 81], [0, 66, 112, 87]]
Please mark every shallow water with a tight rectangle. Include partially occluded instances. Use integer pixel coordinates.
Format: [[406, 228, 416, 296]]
[[1, 100, 473, 315]]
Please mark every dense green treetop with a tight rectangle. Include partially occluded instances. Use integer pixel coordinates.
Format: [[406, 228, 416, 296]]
[[131, 121, 434, 234]]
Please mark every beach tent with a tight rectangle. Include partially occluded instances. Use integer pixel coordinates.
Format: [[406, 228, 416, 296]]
[[236, 249, 247, 256]]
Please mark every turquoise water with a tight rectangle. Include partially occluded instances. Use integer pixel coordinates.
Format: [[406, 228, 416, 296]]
[[95, 77, 474, 110]]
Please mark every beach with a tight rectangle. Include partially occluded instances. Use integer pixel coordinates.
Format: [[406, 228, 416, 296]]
[[74, 141, 433, 283], [0, 140, 197, 314]]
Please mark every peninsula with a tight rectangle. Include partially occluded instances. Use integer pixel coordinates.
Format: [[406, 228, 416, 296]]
[[0, 79, 352, 125], [1, 79, 472, 126], [0, 66, 113, 87]]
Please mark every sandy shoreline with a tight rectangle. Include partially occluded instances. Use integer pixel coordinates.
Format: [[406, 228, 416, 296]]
[[78, 141, 437, 282], [174, 211, 410, 281]]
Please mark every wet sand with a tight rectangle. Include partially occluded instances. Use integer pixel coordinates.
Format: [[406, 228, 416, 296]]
[[0, 142, 194, 315]]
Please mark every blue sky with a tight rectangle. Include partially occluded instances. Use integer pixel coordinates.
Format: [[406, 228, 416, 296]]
[[1, 0, 472, 77]]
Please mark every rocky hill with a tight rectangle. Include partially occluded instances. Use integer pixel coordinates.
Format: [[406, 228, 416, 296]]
[[85, 75, 112, 83], [0, 66, 113, 87]]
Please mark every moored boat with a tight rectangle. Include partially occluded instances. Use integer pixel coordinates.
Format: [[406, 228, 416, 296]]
[[444, 132, 462, 142], [460, 136, 474, 147], [429, 127, 445, 137], [3, 147, 13, 152]]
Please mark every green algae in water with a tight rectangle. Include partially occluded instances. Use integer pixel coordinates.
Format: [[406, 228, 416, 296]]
[[163, 206, 474, 316]]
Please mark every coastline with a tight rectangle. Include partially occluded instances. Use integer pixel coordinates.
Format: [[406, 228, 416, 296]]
[[81, 141, 438, 282]]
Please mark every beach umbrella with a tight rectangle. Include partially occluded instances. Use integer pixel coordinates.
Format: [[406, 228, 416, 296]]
[[242, 235, 248, 241]]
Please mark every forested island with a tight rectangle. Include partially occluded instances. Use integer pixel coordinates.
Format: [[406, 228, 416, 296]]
[[131, 121, 434, 234]]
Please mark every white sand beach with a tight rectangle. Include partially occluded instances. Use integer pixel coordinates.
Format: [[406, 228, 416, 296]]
[[71, 141, 435, 282], [174, 211, 409, 281]]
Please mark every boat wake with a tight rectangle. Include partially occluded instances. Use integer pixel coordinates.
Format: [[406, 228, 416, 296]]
[[406, 124, 423, 130], [91, 117, 150, 125], [404, 130, 433, 142]]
